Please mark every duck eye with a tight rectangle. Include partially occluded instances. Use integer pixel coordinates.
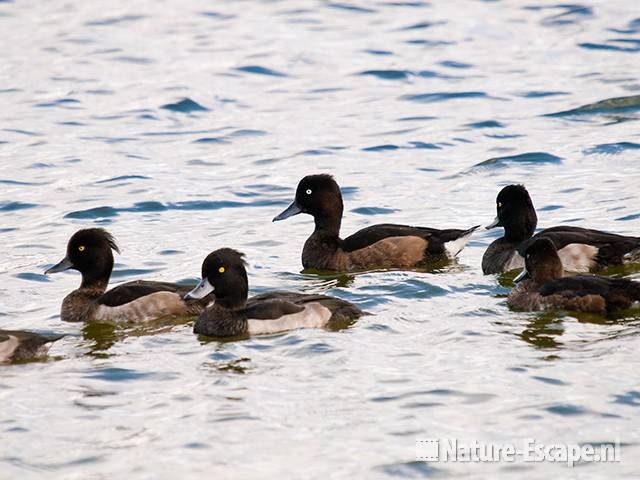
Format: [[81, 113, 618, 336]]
[[497, 202, 502, 208], [78, 245, 85, 252], [218, 266, 225, 274], [306, 189, 312, 195]]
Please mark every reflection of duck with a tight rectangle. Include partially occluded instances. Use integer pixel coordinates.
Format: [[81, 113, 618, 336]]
[[46, 228, 211, 323], [185, 248, 365, 337], [274, 174, 479, 271], [483, 185, 640, 274], [0, 330, 64, 363], [508, 238, 640, 314]]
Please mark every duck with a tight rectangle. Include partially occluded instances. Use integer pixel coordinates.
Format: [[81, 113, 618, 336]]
[[45, 228, 211, 323], [272, 174, 479, 272], [483, 184, 640, 274], [508, 238, 640, 313], [0, 330, 64, 364], [185, 248, 365, 337]]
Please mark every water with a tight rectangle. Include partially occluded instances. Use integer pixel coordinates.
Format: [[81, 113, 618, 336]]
[[1, 0, 640, 477]]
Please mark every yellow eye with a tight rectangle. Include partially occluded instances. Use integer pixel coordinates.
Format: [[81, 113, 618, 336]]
[[218, 266, 225, 274], [497, 202, 502, 208], [78, 245, 85, 252]]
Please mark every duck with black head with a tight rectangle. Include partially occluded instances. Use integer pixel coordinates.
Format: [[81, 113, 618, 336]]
[[45, 228, 211, 323], [273, 174, 479, 272], [185, 248, 364, 337], [482, 185, 640, 274], [0, 330, 64, 364], [508, 238, 640, 313]]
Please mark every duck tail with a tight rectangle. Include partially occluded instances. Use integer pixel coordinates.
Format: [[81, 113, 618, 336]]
[[444, 225, 481, 258], [623, 239, 640, 263]]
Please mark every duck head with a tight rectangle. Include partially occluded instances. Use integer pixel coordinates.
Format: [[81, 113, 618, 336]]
[[45, 228, 119, 289], [486, 184, 538, 243], [185, 248, 248, 308], [273, 174, 344, 233], [514, 237, 564, 285]]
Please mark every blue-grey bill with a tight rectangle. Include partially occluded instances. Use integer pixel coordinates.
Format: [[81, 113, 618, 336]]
[[485, 217, 501, 230], [513, 267, 529, 283], [45, 257, 74, 274], [185, 278, 214, 300], [273, 201, 302, 222]]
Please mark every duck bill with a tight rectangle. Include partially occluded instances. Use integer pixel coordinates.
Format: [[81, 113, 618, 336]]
[[185, 278, 214, 300], [273, 201, 302, 222], [513, 267, 530, 284], [45, 256, 74, 274], [485, 217, 502, 230]]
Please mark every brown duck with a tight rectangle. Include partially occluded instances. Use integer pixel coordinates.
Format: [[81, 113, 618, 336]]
[[508, 238, 640, 313], [0, 330, 64, 364], [45, 228, 210, 322], [273, 174, 479, 272]]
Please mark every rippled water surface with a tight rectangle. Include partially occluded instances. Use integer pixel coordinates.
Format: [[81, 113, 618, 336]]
[[2, 0, 640, 478]]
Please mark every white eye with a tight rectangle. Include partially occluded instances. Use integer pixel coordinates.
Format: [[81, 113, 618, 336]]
[[306, 189, 312, 195]]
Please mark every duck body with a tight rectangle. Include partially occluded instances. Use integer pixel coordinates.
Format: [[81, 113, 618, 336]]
[[60, 280, 205, 323], [46, 229, 210, 323], [484, 226, 640, 274], [186, 249, 364, 338], [507, 238, 640, 313], [483, 185, 640, 274], [195, 291, 362, 337], [0, 330, 64, 363], [274, 174, 478, 272]]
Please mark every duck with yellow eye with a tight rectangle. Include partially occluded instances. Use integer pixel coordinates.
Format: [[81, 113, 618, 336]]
[[45, 228, 213, 323], [185, 248, 364, 338]]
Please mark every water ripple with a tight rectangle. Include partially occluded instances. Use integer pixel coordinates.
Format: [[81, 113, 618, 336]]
[[400, 91, 490, 103], [235, 65, 287, 77], [583, 142, 640, 155], [161, 98, 209, 113]]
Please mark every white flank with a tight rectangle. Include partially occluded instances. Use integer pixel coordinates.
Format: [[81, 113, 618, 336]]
[[558, 243, 598, 272], [94, 291, 183, 323], [444, 228, 478, 258], [0, 335, 20, 363], [505, 252, 525, 271], [247, 303, 332, 335]]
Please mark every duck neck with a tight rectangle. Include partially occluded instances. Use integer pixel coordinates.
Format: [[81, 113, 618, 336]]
[[216, 296, 247, 310], [79, 266, 111, 292], [504, 207, 537, 243], [504, 220, 536, 243], [215, 273, 249, 310], [313, 212, 342, 241]]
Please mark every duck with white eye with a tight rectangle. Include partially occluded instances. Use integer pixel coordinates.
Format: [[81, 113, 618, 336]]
[[185, 248, 365, 337], [273, 174, 480, 272]]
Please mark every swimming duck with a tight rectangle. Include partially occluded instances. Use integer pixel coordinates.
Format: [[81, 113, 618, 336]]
[[45, 228, 210, 323], [272, 174, 479, 271], [483, 184, 640, 274], [508, 238, 640, 313], [185, 248, 364, 337], [0, 330, 64, 364]]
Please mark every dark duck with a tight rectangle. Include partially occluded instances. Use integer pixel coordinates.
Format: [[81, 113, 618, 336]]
[[273, 174, 479, 272], [0, 330, 64, 364], [185, 248, 364, 337], [45, 228, 210, 322], [508, 238, 640, 313], [483, 185, 640, 274]]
